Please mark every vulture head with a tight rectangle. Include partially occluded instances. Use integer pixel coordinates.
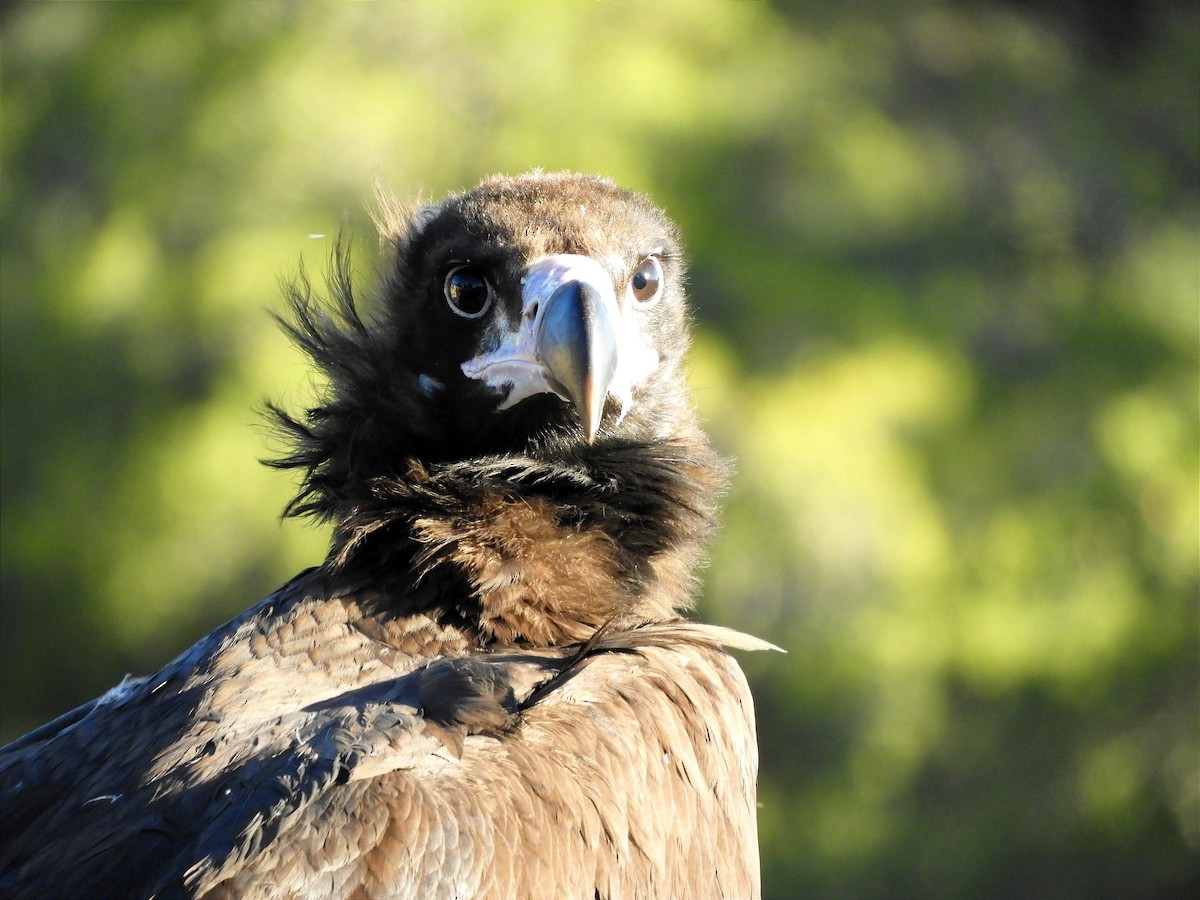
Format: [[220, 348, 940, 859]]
[[394, 173, 693, 451], [273, 172, 704, 520]]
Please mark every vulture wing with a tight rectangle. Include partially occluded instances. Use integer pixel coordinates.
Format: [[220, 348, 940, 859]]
[[2, 589, 772, 898]]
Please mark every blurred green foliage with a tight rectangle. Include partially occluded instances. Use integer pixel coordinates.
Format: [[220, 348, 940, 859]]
[[2, 2, 1196, 896]]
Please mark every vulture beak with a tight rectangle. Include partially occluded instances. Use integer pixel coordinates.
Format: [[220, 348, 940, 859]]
[[462, 254, 629, 443], [534, 275, 618, 443]]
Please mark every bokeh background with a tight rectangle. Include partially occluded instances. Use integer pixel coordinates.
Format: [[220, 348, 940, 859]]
[[2, 2, 1196, 896]]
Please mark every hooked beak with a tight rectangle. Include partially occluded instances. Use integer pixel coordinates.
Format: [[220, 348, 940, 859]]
[[535, 277, 618, 443], [461, 254, 626, 443]]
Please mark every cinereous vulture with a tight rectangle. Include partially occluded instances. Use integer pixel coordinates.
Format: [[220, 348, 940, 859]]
[[0, 172, 776, 899]]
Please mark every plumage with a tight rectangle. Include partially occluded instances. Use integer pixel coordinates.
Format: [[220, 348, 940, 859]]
[[0, 172, 774, 898]]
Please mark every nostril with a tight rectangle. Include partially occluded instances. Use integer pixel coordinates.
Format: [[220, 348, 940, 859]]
[[526, 301, 540, 322]]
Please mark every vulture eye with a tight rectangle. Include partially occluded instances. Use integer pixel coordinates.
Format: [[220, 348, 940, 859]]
[[444, 266, 494, 319], [629, 256, 663, 306]]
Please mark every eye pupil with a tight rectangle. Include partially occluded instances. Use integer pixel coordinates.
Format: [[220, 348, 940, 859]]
[[449, 273, 485, 308], [444, 266, 493, 318], [632, 272, 648, 291]]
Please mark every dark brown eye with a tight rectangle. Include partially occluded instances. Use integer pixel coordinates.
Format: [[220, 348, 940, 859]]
[[444, 266, 493, 319], [630, 256, 663, 305]]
